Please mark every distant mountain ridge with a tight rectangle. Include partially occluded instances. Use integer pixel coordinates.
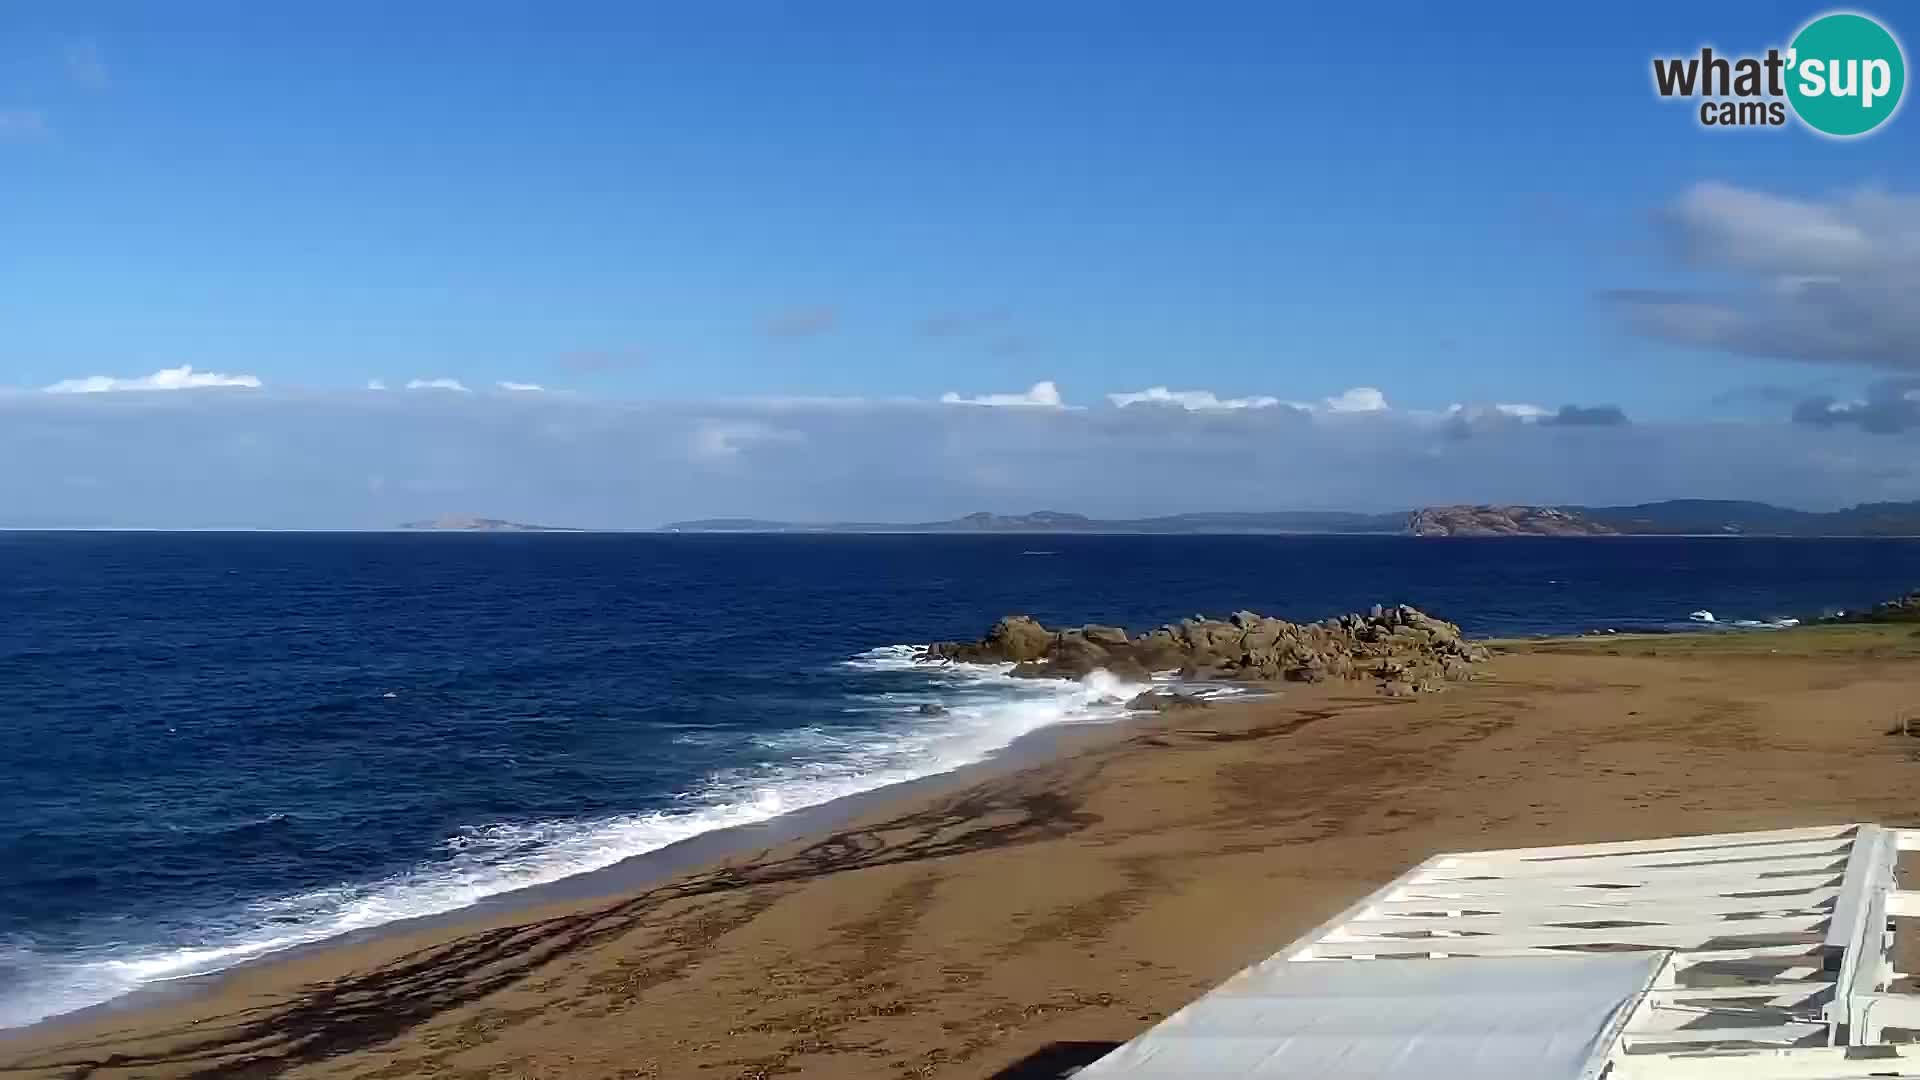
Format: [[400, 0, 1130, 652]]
[[662, 510, 1406, 534], [1575, 500, 1920, 537], [399, 515, 580, 532], [664, 500, 1920, 537]]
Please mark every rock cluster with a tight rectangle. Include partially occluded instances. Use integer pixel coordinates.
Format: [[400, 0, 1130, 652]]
[[922, 604, 1490, 693], [1821, 590, 1920, 625]]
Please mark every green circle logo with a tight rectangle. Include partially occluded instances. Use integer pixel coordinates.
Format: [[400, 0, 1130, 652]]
[[1787, 12, 1906, 136]]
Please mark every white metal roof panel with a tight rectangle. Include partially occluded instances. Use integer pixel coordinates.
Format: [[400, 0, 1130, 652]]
[[1076, 952, 1662, 1078], [1083, 824, 1920, 1079]]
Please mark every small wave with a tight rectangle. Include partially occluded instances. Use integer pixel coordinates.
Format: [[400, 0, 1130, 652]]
[[1673, 609, 1802, 632], [1589, 609, 1811, 635], [1178, 683, 1255, 700], [840, 643, 938, 672], [0, 650, 1146, 1031]]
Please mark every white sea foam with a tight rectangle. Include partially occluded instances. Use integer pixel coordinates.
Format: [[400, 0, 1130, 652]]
[[0, 648, 1147, 1030], [1672, 610, 1802, 631]]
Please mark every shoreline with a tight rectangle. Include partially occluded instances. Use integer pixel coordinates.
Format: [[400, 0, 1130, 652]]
[[1, 688, 1167, 1040], [8, 625, 1920, 1078]]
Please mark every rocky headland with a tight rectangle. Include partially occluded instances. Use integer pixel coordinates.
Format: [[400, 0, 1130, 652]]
[[662, 500, 1920, 537], [1407, 505, 1615, 537], [922, 604, 1490, 696]]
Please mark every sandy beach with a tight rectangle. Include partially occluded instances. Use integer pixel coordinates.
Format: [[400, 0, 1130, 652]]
[[6, 624, 1920, 1080]]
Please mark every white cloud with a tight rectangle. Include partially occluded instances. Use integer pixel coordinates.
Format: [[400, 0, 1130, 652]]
[[1792, 378, 1920, 434], [497, 381, 546, 392], [1441, 401, 1564, 435], [1610, 182, 1920, 372], [1669, 182, 1884, 276], [366, 379, 388, 391], [940, 380, 1065, 408], [689, 419, 804, 461], [1108, 386, 1282, 411], [1493, 403, 1550, 419], [406, 378, 471, 392], [1450, 402, 1554, 421], [1446, 402, 1550, 420], [1103, 385, 1466, 418], [1322, 386, 1390, 413], [43, 365, 262, 394], [0, 109, 49, 139]]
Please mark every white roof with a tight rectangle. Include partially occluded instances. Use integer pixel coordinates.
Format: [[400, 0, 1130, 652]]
[[1083, 824, 1920, 1078], [1079, 952, 1661, 1078]]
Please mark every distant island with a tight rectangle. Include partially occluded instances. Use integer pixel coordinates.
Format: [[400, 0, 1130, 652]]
[[662, 500, 1920, 538], [1411, 500, 1920, 537], [661, 510, 1406, 534], [1408, 506, 1612, 537], [398, 515, 581, 532]]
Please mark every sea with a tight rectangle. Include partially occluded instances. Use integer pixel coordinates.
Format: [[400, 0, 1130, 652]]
[[3, 531, 1919, 1029]]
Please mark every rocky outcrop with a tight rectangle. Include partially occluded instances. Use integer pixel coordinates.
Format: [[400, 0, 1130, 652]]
[[1819, 590, 1920, 624], [924, 605, 1490, 694], [1408, 505, 1615, 537], [1128, 690, 1211, 712]]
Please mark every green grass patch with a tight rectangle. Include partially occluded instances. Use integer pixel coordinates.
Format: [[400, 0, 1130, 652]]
[[1490, 623, 1920, 659]]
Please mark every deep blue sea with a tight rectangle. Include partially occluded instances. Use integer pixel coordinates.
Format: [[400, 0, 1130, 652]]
[[3, 531, 1919, 1028]]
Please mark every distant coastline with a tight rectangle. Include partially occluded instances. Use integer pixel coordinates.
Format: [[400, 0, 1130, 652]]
[[8, 499, 1920, 537], [659, 510, 1402, 535], [659, 500, 1920, 538], [397, 515, 583, 533]]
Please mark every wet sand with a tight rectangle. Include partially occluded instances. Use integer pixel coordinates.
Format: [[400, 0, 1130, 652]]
[[6, 625, 1920, 1079]]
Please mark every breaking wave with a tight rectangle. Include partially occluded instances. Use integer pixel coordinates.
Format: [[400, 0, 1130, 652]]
[[0, 647, 1148, 1030]]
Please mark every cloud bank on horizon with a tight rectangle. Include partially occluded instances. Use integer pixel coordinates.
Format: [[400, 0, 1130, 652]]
[[5, 178, 1918, 529], [0, 373, 1908, 530], [41, 365, 261, 394]]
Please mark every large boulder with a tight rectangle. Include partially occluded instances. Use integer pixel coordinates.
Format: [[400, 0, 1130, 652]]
[[1043, 632, 1112, 677], [931, 615, 1054, 663], [1128, 690, 1210, 712], [1132, 640, 1191, 672], [988, 615, 1054, 661]]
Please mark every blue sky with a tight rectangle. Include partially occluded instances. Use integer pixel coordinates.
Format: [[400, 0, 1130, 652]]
[[1, 2, 1917, 526]]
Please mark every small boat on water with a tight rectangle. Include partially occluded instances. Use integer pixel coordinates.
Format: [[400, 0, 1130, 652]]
[[1688, 609, 1715, 623]]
